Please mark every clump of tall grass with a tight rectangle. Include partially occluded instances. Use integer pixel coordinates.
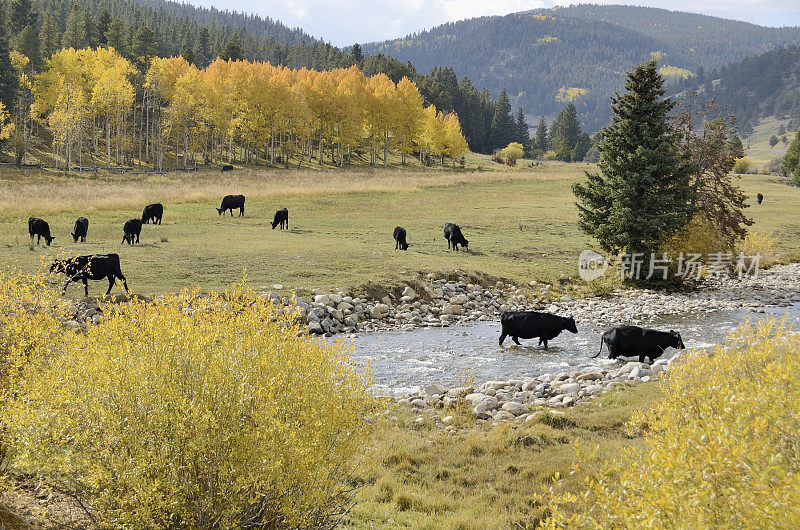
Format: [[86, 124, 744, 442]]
[[1, 275, 379, 528]]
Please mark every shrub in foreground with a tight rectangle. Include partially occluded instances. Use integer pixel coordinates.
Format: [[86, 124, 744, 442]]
[[3, 282, 378, 528], [543, 319, 800, 527]]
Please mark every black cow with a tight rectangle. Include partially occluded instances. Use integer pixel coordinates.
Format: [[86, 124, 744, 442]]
[[499, 311, 578, 349], [444, 222, 468, 251], [142, 203, 163, 224], [28, 217, 54, 246], [393, 226, 409, 250], [122, 218, 142, 244], [271, 208, 289, 229], [757, 193, 764, 205], [72, 217, 89, 242], [221, 164, 234, 172], [217, 194, 245, 216], [592, 325, 685, 363], [50, 254, 129, 296]]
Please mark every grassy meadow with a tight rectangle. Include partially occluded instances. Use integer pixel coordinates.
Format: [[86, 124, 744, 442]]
[[1, 161, 800, 296]]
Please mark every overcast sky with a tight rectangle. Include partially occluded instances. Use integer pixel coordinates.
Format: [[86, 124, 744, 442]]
[[187, 0, 800, 46]]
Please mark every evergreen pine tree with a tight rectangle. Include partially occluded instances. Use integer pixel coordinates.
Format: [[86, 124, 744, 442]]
[[9, 0, 36, 33], [182, 47, 195, 65], [535, 115, 548, 153], [97, 9, 112, 46], [194, 26, 211, 67], [39, 12, 59, 59], [514, 107, 531, 156], [14, 25, 40, 69], [105, 19, 126, 55], [0, 4, 19, 111], [350, 43, 363, 64], [222, 40, 242, 61], [489, 89, 515, 152], [62, 4, 86, 49], [549, 103, 582, 160], [132, 25, 157, 72], [84, 10, 97, 48], [572, 60, 693, 269], [784, 131, 800, 184]]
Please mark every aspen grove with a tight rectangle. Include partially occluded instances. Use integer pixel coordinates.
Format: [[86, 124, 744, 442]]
[[28, 48, 469, 171]]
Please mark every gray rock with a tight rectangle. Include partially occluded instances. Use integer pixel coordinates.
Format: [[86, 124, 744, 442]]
[[424, 383, 448, 396], [501, 402, 527, 416]]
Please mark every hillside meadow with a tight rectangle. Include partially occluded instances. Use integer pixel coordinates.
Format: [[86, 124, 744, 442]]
[[1, 161, 800, 296]]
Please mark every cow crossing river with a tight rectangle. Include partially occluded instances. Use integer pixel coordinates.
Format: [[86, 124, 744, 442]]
[[346, 302, 800, 395]]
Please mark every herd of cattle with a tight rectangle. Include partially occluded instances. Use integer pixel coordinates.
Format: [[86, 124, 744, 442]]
[[26, 193, 685, 362]]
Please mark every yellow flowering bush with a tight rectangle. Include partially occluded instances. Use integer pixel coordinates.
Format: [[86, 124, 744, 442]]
[[543, 318, 800, 528], [3, 280, 379, 528]]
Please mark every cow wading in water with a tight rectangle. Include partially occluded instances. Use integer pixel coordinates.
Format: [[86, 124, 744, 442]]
[[592, 325, 685, 363], [50, 254, 129, 296], [499, 311, 578, 349], [217, 194, 245, 216]]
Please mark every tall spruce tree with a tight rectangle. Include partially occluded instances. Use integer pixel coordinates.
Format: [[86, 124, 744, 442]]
[[40, 13, 59, 59], [194, 26, 211, 67], [0, 4, 18, 111], [572, 60, 693, 268], [97, 9, 112, 46], [515, 107, 531, 156], [9, 0, 36, 33], [535, 115, 548, 154], [489, 88, 515, 151], [62, 4, 86, 49], [549, 103, 582, 161]]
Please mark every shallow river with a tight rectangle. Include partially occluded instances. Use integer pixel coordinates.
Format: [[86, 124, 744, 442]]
[[345, 303, 800, 395]]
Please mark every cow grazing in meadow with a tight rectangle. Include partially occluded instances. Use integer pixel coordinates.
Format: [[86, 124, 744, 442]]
[[271, 208, 289, 229], [757, 193, 764, 204], [443, 222, 468, 251], [142, 203, 164, 224], [393, 226, 409, 250], [28, 217, 54, 246], [71, 217, 89, 242], [122, 218, 142, 244], [592, 325, 685, 363], [221, 164, 234, 172], [499, 311, 578, 349], [50, 254, 129, 296], [217, 195, 245, 216]]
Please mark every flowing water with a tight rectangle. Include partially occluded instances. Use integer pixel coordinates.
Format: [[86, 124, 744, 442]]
[[346, 303, 800, 395]]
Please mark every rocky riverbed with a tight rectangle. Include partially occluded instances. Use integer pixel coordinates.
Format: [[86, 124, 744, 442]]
[[293, 262, 800, 336]]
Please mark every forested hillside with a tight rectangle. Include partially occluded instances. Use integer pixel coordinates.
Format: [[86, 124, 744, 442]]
[[0, 0, 533, 156], [672, 46, 800, 136], [364, 6, 800, 131]]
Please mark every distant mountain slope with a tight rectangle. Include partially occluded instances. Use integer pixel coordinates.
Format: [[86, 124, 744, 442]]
[[550, 4, 800, 71], [673, 46, 800, 136], [364, 5, 800, 131]]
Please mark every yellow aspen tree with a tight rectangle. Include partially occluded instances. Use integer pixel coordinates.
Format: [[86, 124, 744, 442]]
[[443, 112, 469, 167], [365, 73, 399, 167], [395, 76, 425, 165], [90, 47, 134, 168], [33, 48, 90, 169]]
